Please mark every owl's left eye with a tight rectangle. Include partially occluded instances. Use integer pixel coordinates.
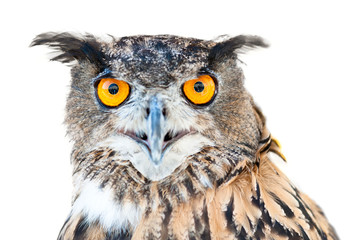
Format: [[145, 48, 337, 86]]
[[96, 78, 130, 107], [182, 75, 216, 105]]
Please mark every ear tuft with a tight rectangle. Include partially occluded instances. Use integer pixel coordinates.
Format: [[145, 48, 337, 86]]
[[208, 35, 268, 66], [30, 32, 108, 70]]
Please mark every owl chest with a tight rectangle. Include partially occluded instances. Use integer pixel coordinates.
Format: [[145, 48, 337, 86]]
[[71, 181, 143, 233], [67, 171, 329, 240], [69, 181, 213, 239]]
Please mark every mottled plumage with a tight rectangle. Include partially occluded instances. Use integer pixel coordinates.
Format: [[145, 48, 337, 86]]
[[31, 32, 338, 240]]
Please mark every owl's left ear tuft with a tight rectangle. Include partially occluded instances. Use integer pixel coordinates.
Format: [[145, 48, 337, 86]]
[[208, 35, 268, 66], [30, 32, 108, 70]]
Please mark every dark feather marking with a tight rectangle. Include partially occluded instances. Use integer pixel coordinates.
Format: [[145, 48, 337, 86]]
[[298, 225, 310, 240], [247, 216, 253, 230], [235, 141, 257, 152], [296, 198, 315, 228], [216, 165, 244, 188], [268, 191, 295, 218], [225, 194, 237, 233], [315, 226, 328, 240], [285, 188, 316, 228], [301, 202, 329, 240], [293, 188, 316, 223], [272, 220, 296, 238], [201, 231, 212, 240], [221, 145, 254, 162], [183, 176, 195, 195], [261, 209, 272, 227], [100, 177, 110, 188], [143, 184, 151, 207], [157, 185, 165, 201], [300, 193, 317, 218], [189, 236, 197, 240], [293, 187, 315, 223], [251, 182, 261, 209], [114, 184, 126, 203], [258, 135, 271, 144], [272, 221, 287, 236], [73, 217, 89, 240], [89, 160, 114, 180], [109, 163, 119, 173], [161, 199, 172, 239], [236, 227, 247, 240], [108, 150, 116, 158], [186, 165, 197, 178], [259, 142, 271, 155], [170, 183, 183, 201], [76, 157, 87, 166], [144, 206, 152, 218], [200, 199, 211, 240], [288, 233, 302, 240], [204, 156, 213, 162], [240, 150, 255, 159], [254, 220, 265, 239], [186, 165, 202, 188], [194, 214, 202, 233], [106, 230, 132, 240], [229, 144, 254, 157], [255, 182, 261, 200], [93, 152, 105, 162], [251, 196, 261, 209]]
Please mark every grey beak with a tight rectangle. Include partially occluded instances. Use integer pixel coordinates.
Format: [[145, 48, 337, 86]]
[[147, 96, 166, 166]]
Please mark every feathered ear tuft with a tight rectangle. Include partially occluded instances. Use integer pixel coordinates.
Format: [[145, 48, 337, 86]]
[[30, 32, 108, 70], [208, 35, 268, 66]]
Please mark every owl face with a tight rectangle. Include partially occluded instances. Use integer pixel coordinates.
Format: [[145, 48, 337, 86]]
[[92, 73, 216, 180], [31, 33, 267, 182]]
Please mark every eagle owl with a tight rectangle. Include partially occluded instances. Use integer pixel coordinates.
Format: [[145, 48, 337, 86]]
[[31, 33, 338, 240]]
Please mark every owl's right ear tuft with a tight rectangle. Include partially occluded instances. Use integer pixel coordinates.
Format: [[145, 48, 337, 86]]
[[30, 32, 108, 70]]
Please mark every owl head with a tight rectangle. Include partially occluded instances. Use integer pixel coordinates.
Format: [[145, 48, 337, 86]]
[[31, 33, 267, 183]]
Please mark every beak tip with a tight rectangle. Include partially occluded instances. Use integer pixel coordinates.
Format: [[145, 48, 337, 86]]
[[150, 152, 163, 167], [151, 159, 162, 167]]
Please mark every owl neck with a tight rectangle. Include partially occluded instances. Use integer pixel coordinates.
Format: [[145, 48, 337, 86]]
[[60, 105, 284, 238], [60, 130, 288, 240], [58, 135, 311, 240]]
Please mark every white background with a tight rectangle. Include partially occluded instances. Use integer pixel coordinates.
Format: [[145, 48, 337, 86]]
[[1, 0, 359, 239]]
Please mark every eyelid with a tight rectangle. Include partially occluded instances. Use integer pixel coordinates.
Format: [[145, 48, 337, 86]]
[[91, 68, 113, 85]]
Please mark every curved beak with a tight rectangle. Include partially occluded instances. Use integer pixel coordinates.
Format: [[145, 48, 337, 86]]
[[147, 96, 166, 166]]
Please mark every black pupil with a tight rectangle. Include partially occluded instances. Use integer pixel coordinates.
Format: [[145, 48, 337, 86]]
[[108, 83, 119, 95], [194, 81, 205, 92]]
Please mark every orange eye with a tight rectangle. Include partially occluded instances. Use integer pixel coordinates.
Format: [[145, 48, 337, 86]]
[[182, 75, 216, 105], [97, 78, 130, 107]]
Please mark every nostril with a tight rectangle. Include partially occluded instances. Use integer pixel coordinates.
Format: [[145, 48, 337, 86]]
[[162, 108, 167, 117], [136, 132, 148, 141], [164, 131, 172, 142], [146, 108, 150, 116]]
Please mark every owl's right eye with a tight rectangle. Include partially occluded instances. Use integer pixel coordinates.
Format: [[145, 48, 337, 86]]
[[96, 78, 130, 107]]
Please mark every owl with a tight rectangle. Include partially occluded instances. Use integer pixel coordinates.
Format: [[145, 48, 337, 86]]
[[31, 32, 338, 240]]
